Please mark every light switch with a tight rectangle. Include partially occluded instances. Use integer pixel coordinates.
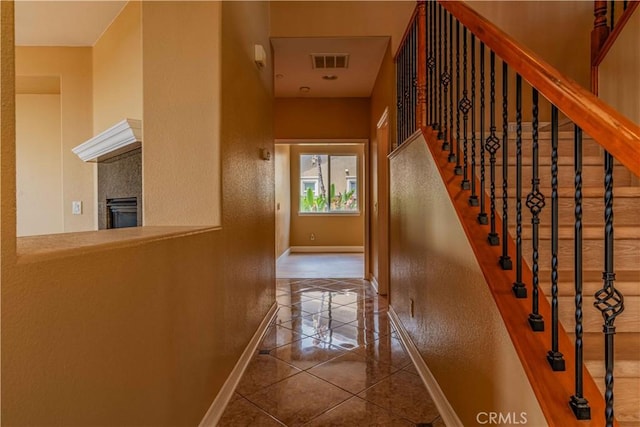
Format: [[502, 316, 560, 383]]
[[72, 201, 82, 215]]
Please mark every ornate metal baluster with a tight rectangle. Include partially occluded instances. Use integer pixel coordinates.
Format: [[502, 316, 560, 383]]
[[427, 1, 435, 128], [454, 20, 462, 175], [411, 20, 417, 132], [610, 0, 615, 30], [512, 74, 526, 297], [448, 12, 455, 162], [527, 88, 544, 331], [469, 34, 478, 206], [459, 27, 471, 188], [405, 30, 412, 139], [548, 105, 566, 371], [594, 149, 625, 427], [570, 125, 591, 420], [396, 51, 402, 144], [499, 62, 512, 269], [442, 9, 451, 150], [436, 2, 442, 135], [478, 42, 488, 224], [485, 51, 500, 246]]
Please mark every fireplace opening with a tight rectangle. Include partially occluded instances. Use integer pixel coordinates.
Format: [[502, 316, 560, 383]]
[[107, 197, 138, 229]]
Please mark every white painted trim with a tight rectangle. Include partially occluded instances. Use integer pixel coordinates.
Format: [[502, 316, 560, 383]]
[[290, 246, 364, 253], [388, 306, 463, 427], [72, 118, 141, 162], [276, 247, 291, 264], [274, 138, 368, 145], [198, 303, 278, 427]]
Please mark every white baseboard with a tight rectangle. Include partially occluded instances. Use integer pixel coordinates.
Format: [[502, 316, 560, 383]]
[[290, 246, 364, 253], [388, 306, 463, 427], [276, 248, 291, 264], [199, 303, 278, 427]]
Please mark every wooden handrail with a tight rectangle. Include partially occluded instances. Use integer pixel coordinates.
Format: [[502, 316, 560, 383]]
[[440, 0, 640, 178]]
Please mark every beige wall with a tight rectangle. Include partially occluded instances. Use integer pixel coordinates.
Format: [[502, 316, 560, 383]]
[[16, 94, 63, 236], [92, 1, 142, 133], [389, 135, 545, 426], [275, 144, 291, 258], [16, 47, 95, 232], [469, 1, 593, 90], [289, 144, 364, 248], [275, 97, 371, 140], [2, 2, 275, 425], [599, 8, 640, 126], [142, 1, 221, 227], [270, 1, 415, 54]]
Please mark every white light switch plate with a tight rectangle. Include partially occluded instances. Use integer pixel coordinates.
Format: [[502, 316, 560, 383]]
[[72, 201, 82, 215]]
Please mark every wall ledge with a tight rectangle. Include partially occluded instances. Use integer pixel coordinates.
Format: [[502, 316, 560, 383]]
[[17, 226, 219, 264]]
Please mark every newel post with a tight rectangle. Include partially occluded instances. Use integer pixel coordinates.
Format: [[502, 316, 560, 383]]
[[416, 1, 427, 129], [591, 0, 609, 65]]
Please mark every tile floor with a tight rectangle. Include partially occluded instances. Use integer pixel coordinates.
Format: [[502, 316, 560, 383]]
[[276, 253, 364, 279], [218, 278, 444, 426]]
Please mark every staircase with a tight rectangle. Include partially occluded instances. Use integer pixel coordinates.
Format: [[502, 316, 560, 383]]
[[492, 126, 640, 426]]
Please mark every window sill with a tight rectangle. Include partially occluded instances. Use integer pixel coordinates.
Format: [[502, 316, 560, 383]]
[[297, 211, 361, 217], [17, 225, 220, 264]]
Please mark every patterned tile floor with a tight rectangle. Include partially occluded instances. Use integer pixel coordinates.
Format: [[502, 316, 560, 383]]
[[218, 278, 444, 426]]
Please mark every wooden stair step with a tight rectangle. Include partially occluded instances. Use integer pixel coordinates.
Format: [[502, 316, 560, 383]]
[[580, 333, 640, 378], [493, 163, 632, 187], [554, 281, 640, 298], [557, 296, 640, 333], [542, 270, 640, 284], [522, 236, 640, 271], [593, 377, 640, 422], [519, 225, 640, 240]]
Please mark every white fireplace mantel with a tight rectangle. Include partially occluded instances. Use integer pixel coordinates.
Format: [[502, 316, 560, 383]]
[[72, 118, 142, 162]]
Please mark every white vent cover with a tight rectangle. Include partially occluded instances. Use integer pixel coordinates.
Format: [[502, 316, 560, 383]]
[[311, 53, 349, 69]]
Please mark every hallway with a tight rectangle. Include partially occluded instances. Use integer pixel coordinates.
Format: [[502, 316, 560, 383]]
[[218, 275, 444, 426]]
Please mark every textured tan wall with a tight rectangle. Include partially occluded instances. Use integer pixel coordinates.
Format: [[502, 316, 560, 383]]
[[289, 144, 364, 248], [599, 8, 640, 126], [92, 1, 142, 133], [275, 144, 291, 258], [2, 2, 275, 425], [16, 47, 95, 232], [389, 135, 545, 426], [270, 1, 415, 54], [16, 94, 63, 236], [275, 97, 371, 140], [142, 1, 221, 226]]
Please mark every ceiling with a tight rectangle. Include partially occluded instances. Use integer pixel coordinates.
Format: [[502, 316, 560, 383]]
[[15, 1, 390, 98], [15, 1, 127, 46], [271, 37, 389, 98]]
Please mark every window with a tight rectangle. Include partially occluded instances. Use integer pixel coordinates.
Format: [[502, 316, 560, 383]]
[[299, 154, 358, 213]]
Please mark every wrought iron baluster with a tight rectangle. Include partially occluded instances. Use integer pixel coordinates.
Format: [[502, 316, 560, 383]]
[[405, 31, 412, 139], [436, 3, 443, 137], [512, 74, 526, 297], [442, 9, 451, 149], [448, 12, 455, 162], [548, 105, 566, 371], [527, 88, 545, 331], [610, 0, 615, 31], [485, 51, 499, 246], [427, 1, 435, 128], [594, 149, 625, 427], [411, 20, 417, 132], [499, 62, 512, 270], [396, 52, 402, 144], [570, 125, 591, 420], [469, 34, 479, 206], [459, 27, 471, 188], [454, 20, 463, 176], [478, 42, 488, 224]]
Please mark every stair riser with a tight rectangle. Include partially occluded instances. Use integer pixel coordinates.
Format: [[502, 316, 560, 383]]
[[552, 281, 640, 298], [490, 164, 632, 188], [521, 238, 640, 271], [468, 136, 603, 157], [557, 296, 640, 333], [593, 378, 640, 422]]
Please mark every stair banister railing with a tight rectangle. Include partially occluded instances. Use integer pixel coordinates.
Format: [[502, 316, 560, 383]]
[[394, 1, 640, 426]]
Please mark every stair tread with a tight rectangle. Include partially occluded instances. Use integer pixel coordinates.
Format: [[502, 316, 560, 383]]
[[520, 225, 640, 239], [492, 186, 640, 197], [582, 332, 640, 361]]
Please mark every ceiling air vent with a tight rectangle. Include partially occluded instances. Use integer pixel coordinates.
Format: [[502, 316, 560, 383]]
[[311, 54, 349, 69]]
